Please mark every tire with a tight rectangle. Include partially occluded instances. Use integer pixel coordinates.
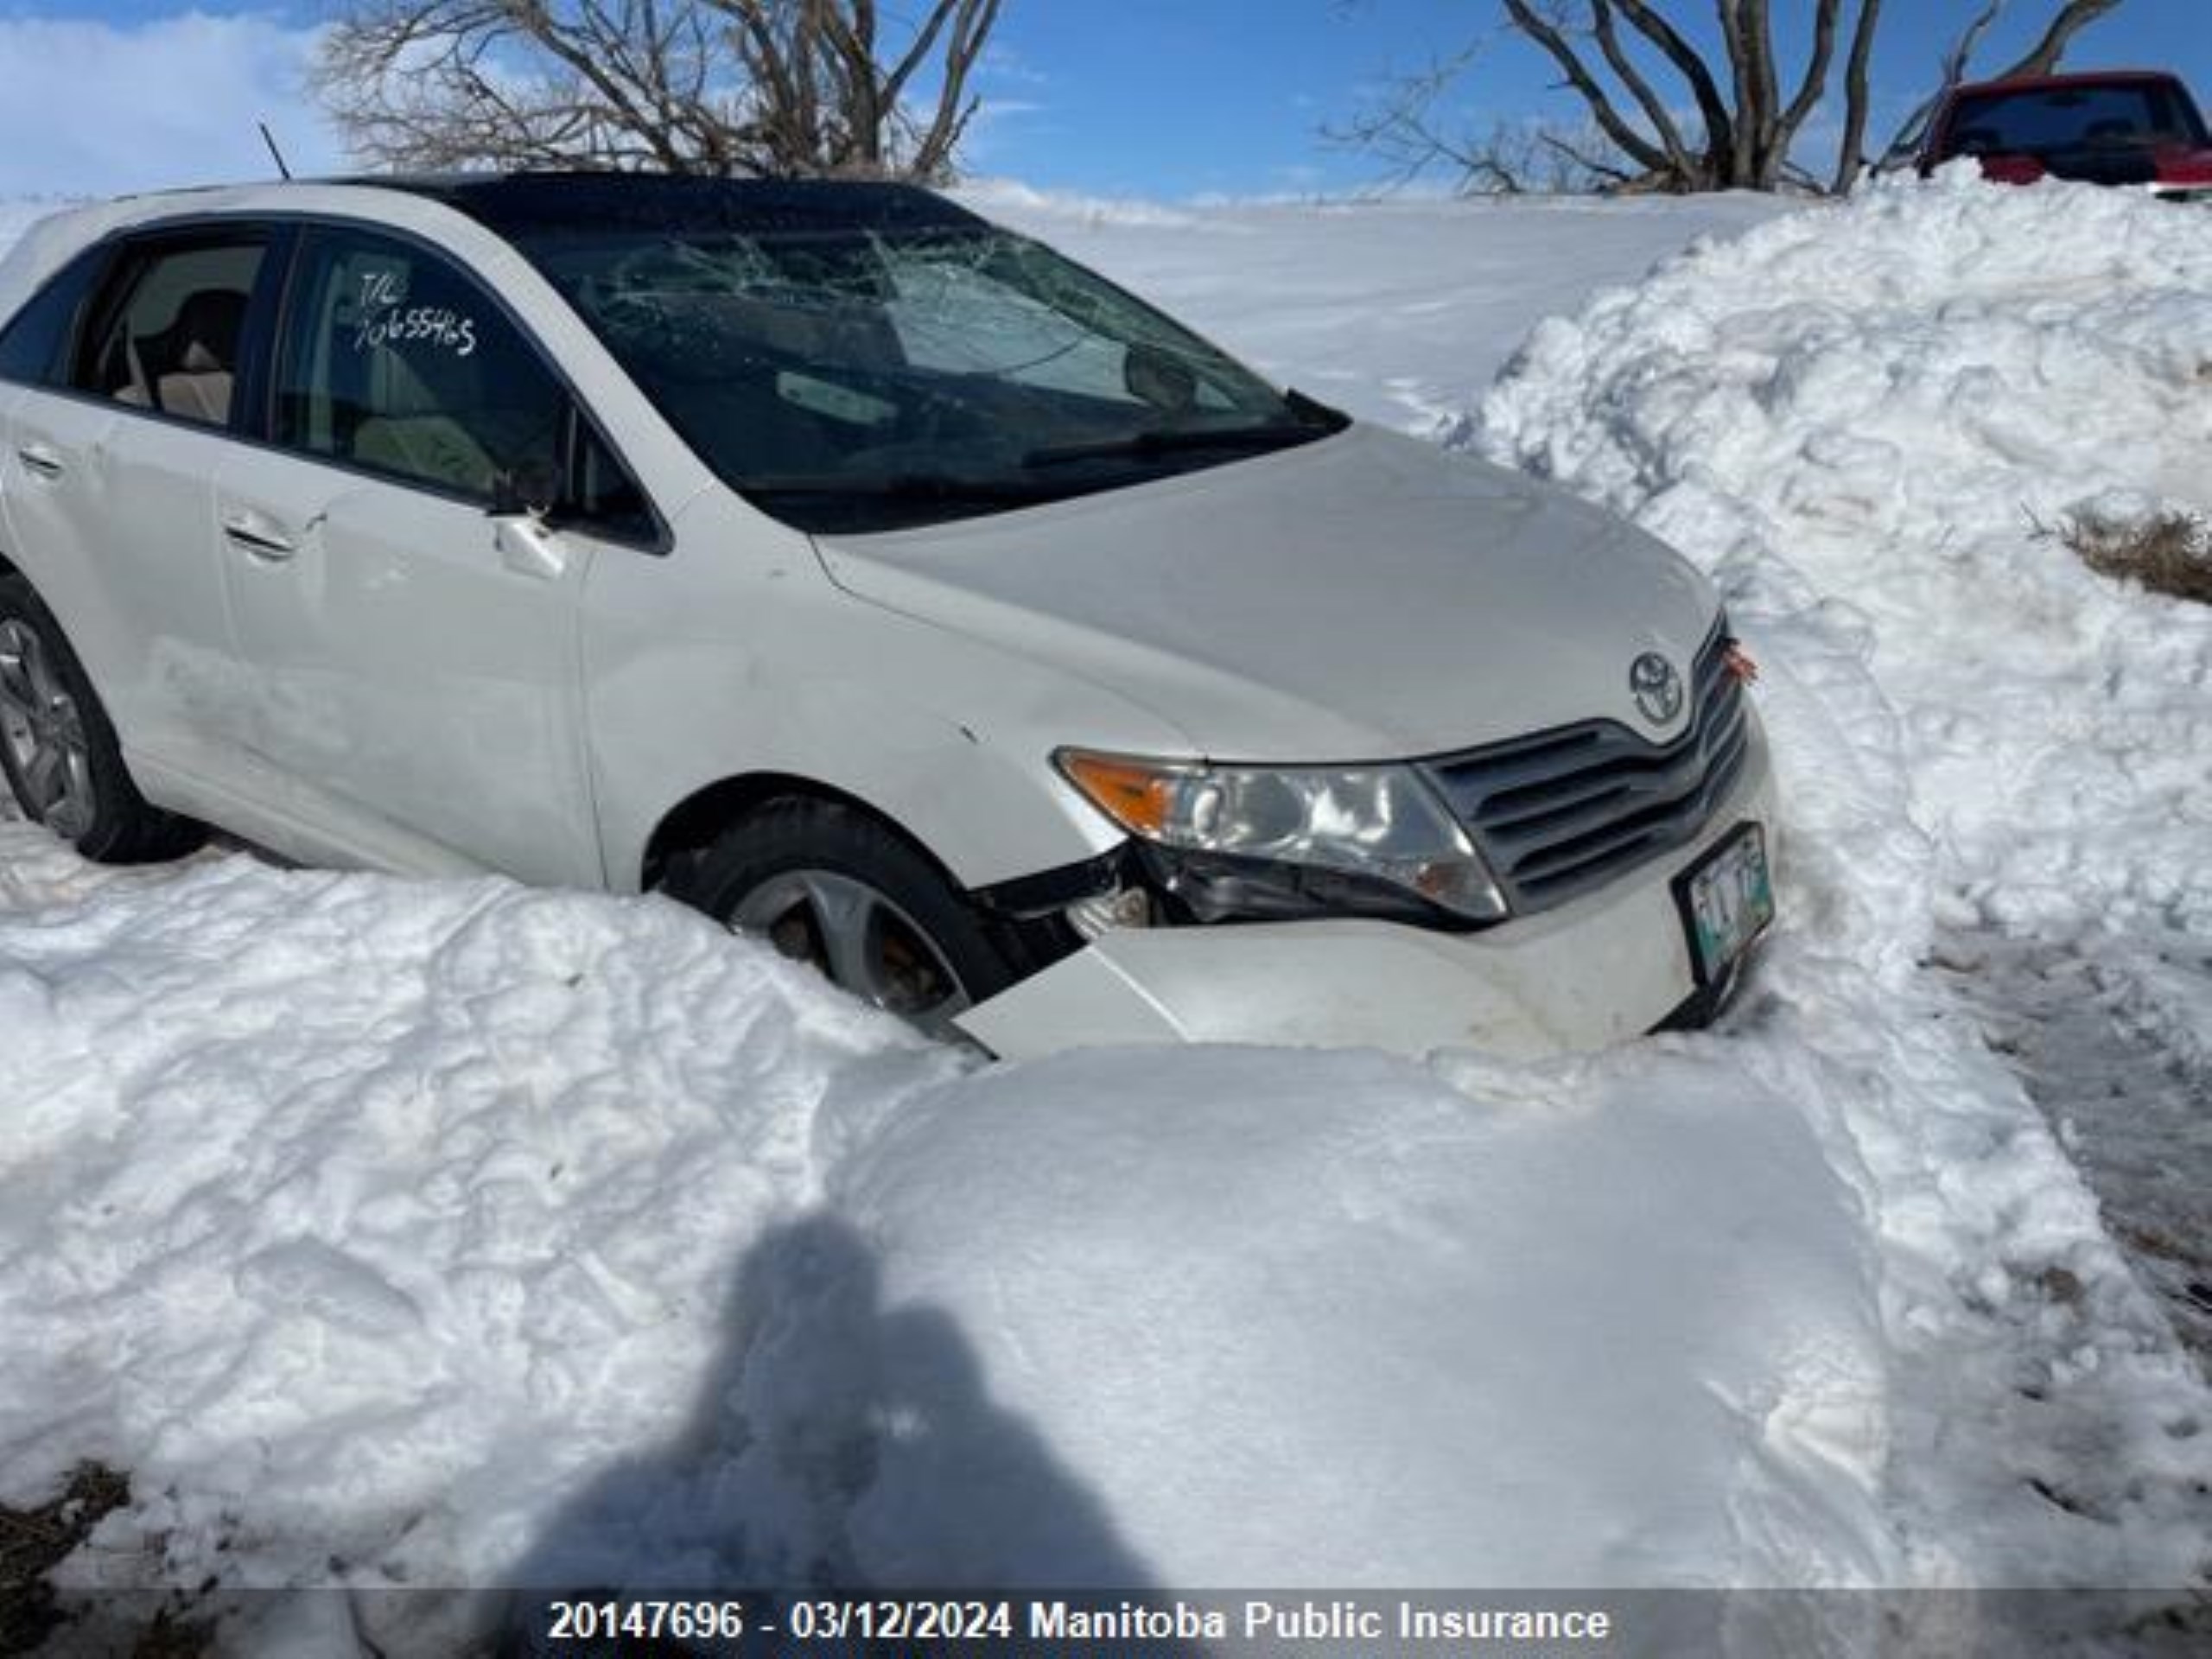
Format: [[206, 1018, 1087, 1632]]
[[662, 798, 1038, 1035], [0, 573, 205, 863]]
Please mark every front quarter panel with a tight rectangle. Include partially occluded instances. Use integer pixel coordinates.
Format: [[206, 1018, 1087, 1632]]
[[583, 488, 1186, 893]]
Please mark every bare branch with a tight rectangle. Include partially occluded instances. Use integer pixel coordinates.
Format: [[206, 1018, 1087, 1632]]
[[1332, 0, 2133, 199], [1586, 2, 1694, 181], [1942, 0, 2008, 88], [1993, 0, 2125, 79], [906, 0, 1002, 181], [1501, 0, 1673, 177], [1832, 0, 1885, 194], [1537, 126, 1638, 186], [315, 0, 1006, 179], [1612, 0, 1737, 173], [1773, 0, 1843, 165], [1322, 36, 1630, 197], [1321, 46, 1529, 191]]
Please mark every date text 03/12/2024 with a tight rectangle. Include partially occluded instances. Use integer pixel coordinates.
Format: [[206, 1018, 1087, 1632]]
[[538, 1596, 1618, 1646]]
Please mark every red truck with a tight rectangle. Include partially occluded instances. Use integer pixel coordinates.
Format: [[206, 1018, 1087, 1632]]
[[1919, 69, 2212, 201]]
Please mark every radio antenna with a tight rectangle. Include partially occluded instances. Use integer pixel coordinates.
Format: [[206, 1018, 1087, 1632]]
[[258, 122, 294, 181]]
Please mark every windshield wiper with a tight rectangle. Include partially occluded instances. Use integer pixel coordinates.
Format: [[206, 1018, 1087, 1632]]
[[1020, 423, 1317, 470], [741, 471, 1072, 504], [1020, 389, 1351, 471]]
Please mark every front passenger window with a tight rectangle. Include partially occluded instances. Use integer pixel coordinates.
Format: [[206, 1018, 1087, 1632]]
[[275, 228, 567, 504]]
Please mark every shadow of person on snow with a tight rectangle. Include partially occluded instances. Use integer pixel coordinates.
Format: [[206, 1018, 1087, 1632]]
[[497, 1213, 1166, 1654]]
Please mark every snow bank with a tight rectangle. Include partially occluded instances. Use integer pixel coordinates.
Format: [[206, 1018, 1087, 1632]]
[[813, 1046, 1890, 1590], [1479, 165, 2212, 950], [1477, 166, 2212, 1591], [0, 818, 1897, 1618], [0, 824, 961, 1595]]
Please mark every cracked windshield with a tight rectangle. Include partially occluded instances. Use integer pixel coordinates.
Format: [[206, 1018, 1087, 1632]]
[[523, 224, 1341, 531]]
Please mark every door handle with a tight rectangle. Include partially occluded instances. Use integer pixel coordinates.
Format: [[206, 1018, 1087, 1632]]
[[16, 444, 64, 480], [221, 512, 296, 562]]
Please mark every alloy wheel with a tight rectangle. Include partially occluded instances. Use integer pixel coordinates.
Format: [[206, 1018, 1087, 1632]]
[[733, 867, 974, 1029], [0, 618, 96, 840]]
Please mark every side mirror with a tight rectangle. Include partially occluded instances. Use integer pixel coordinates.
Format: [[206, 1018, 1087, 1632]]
[[488, 457, 562, 519]]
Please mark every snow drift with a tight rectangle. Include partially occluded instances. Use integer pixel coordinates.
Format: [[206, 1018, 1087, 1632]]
[[1478, 163, 2212, 961], [2, 171, 2210, 1654], [963, 179, 1788, 432], [1473, 163, 2212, 1594], [0, 824, 1897, 1611]]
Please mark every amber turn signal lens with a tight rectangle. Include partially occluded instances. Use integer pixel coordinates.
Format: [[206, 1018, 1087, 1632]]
[[1056, 751, 1183, 837]]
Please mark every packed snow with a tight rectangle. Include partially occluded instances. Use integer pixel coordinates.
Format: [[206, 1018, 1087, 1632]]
[[1475, 162, 2212, 1371], [3, 170, 2210, 1656], [964, 180, 1789, 432]]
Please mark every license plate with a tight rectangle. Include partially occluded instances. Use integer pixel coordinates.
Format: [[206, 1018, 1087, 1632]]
[[1674, 823, 1775, 984]]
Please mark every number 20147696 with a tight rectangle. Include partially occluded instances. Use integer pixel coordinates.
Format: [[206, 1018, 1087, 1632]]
[[541, 1598, 1016, 1645]]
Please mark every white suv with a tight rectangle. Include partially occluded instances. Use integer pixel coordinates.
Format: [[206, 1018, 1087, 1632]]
[[0, 175, 1774, 1058]]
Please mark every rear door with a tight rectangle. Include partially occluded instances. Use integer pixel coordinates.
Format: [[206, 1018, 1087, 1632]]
[[0, 230, 275, 779], [213, 222, 608, 885], [0, 242, 107, 583]]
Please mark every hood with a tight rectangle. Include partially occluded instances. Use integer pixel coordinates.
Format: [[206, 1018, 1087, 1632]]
[[811, 425, 1719, 762]]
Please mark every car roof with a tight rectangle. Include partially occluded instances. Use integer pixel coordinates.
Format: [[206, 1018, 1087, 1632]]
[[1948, 68, 2192, 99], [330, 171, 988, 238], [0, 173, 995, 329]]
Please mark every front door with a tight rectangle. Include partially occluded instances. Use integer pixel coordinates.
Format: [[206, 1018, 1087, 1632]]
[[216, 224, 601, 886]]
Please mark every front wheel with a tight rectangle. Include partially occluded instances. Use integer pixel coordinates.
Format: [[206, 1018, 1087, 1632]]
[[663, 799, 1033, 1036], [0, 574, 203, 862]]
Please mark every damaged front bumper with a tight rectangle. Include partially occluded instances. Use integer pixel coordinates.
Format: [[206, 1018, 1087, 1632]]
[[957, 744, 1777, 1061]]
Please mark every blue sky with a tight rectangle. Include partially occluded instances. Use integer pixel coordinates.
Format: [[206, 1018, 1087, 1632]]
[[973, 0, 2212, 195], [0, 2, 2204, 198]]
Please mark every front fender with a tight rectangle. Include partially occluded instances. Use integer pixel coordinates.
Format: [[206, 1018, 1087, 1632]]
[[582, 494, 1190, 893]]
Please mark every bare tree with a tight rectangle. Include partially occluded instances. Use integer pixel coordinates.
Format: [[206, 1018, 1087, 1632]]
[[1336, 1, 2130, 197], [315, 0, 1005, 181], [1327, 48, 1626, 193]]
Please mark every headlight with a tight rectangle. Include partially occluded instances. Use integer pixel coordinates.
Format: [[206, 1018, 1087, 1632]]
[[1055, 749, 1507, 927]]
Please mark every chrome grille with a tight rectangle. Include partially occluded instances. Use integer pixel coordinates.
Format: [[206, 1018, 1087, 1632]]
[[1422, 621, 1752, 914]]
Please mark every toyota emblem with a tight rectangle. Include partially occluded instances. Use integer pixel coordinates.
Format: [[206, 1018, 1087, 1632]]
[[1630, 652, 1684, 725]]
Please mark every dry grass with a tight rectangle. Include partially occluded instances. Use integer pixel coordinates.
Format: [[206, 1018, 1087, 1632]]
[[0, 1465, 213, 1657], [0, 1463, 129, 1654], [2056, 505, 2212, 605]]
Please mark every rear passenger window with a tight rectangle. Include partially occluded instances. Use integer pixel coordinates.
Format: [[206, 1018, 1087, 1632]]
[[74, 238, 264, 427], [275, 228, 566, 504], [0, 246, 110, 388]]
